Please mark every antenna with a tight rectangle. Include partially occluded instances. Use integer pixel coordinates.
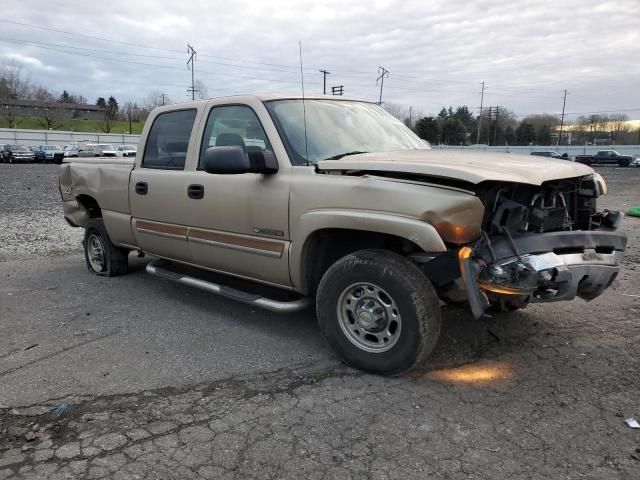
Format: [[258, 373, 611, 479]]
[[299, 41, 309, 165]]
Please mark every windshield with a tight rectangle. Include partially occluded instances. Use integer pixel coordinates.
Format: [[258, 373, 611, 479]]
[[43, 145, 61, 150], [122, 145, 136, 149], [97, 144, 116, 150], [265, 99, 429, 165], [11, 145, 29, 151]]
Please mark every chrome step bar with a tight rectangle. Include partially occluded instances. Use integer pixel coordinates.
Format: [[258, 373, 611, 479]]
[[146, 261, 312, 313]]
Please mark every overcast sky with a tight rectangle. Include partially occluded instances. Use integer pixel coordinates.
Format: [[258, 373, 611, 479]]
[[1, 0, 639, 120]]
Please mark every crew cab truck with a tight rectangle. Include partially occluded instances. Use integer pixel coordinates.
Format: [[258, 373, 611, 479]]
[[575, 150, 635, 167], [59, 95, 627, 375]]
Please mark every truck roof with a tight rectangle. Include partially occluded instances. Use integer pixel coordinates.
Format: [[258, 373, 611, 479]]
[[155, 93, 373, 111]]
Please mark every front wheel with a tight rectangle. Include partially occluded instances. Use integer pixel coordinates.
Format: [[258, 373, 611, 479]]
[[316, 249, 441, 376], [83, 218, 129, 276]]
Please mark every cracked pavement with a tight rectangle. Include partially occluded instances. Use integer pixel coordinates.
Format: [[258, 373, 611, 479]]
[[1, 164, 639, 479]]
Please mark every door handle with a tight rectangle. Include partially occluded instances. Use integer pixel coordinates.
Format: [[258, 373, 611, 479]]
[[135, 182, 148, 195], [187, 184, 204, 199]]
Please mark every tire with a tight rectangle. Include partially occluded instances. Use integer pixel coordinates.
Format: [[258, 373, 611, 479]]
[[618, 160, 630, 167], [316, 249, 441, 376], [83, 218, 129, 276]]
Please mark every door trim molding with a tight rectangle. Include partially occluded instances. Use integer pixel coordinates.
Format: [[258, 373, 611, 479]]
[[189, 228, 284, 258], [133, 219, 285, 258]]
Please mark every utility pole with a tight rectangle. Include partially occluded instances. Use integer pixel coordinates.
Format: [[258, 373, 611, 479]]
[[186, 44, 198, 101], [493, 106, 500, 146], [319, 69, 331, 94], [376, 66, 389, 105], [409, 106, 413, 128], [476, 81, 485, 144], [161, 93, 166, 106], [556, 89, 567, 147], [331, 85, 344, 96]]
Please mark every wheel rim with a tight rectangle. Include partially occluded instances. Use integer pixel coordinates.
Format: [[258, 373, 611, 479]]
[[337, 282, 402, 353], [87, 233, 106, 272]]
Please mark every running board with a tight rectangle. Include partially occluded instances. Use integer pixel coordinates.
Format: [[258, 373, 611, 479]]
[[145, 261, 312, 313]]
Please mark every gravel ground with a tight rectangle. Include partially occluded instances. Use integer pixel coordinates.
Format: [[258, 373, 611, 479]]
[[0, 165, 83, 262], [0, 163, 639, 480]]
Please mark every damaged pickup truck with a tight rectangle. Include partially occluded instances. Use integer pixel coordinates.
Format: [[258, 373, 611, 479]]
[[59, 95, 627, 375]]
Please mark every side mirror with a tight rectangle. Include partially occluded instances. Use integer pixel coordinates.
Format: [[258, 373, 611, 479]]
[[204, 146, 251, 174], [203, 146, 278, 175]]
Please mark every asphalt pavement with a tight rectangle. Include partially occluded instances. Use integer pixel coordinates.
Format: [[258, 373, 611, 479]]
[[1, 164, 639, 479]]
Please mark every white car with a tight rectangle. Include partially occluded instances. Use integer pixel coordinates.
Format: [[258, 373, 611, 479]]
[[632, 156, 640, 167], [117, 144, 137, 157]]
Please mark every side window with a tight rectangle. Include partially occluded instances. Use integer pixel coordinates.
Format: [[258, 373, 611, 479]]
[[199, 105, 271, 169], [143, 109, 197, 170]]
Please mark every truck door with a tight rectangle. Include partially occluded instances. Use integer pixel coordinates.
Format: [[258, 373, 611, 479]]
[[129, 108, 199, 262], [184, 102, 292, 288]]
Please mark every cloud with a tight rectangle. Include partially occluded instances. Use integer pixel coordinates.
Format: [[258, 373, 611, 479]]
[[0, 0, 638, 119], [2, 52, 56, 71]]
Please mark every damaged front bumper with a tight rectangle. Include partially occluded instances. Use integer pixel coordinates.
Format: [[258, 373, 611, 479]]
[[459, 230, 627, 319]]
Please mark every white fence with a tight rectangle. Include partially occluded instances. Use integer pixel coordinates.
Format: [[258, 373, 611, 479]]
[[0, 128, 141, 147], [432, 144, 640, 157]]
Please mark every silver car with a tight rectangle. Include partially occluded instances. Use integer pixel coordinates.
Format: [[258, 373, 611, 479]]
[[78, 144, 118, 158], [116, 144, 137, 157]]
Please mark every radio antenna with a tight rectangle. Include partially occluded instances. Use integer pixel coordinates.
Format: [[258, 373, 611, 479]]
[[298, 40, 309, 165]]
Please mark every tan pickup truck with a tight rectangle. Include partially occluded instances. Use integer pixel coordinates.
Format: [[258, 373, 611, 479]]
[[59, 94, 627, 375]]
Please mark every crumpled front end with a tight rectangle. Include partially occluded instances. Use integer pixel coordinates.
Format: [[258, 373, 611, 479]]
[[457, 173, 627, 318]]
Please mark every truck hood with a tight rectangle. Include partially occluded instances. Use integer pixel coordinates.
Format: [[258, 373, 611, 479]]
[[316, 150, 594, 186]]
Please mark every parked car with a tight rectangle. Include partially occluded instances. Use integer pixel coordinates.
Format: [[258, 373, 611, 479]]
[[1, 144, 35, 163], [39, 145, 64, 164], [59, 94, 627, 375], [78, 144, 118, 157], [575, 150, 634, 167], [633, 157, 640, 167], [30, 146, 47, 163], [530, 151, 568, 159], [116, 144, 137, 157], [63, 145, 80, 158]]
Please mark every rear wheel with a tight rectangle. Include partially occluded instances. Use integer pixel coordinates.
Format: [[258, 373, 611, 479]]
[[618, 159, 630, 167], [83, 218, 129, 276], [316, 249, 441, 376]]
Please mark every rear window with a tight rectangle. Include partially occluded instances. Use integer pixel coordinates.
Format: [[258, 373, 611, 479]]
[[142, 109, 197, 170]]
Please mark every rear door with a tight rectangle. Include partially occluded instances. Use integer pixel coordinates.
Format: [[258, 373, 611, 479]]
[[129, 108, 200, 262]]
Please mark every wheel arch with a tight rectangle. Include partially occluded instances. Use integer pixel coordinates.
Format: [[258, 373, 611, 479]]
[[291, 210, 447, 295]]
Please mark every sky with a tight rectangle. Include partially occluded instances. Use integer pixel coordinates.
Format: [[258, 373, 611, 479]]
[[1, 0, 639, 121]]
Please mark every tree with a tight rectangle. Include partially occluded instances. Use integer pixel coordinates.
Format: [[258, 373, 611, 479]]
[[123, 101, 142, 133], [441, 118, 466, 145], [415, 116, 441, 144], [59, 90, 71, 103], [383, 102, 409, 122], [99, 96, 119, 133], [194, 79, 209, 100], [96, 97, 107, 108], [453, 106, 476, 133], [0, 60, 30, 128], [145, 91, 172, 108], [516, 122, 536, 145], [504, 125, 516, 145], [537, 125, 552, 145]]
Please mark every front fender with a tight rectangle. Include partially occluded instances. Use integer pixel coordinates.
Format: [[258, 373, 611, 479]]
[[289, 209, 447, 291]]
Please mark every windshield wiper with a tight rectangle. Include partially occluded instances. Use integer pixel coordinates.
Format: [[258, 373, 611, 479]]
[[322, 151, 368, 161]]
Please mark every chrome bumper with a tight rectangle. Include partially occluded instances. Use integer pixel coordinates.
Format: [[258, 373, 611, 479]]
[[478, 250, 622, 302], [459, 230, 627, 319]]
